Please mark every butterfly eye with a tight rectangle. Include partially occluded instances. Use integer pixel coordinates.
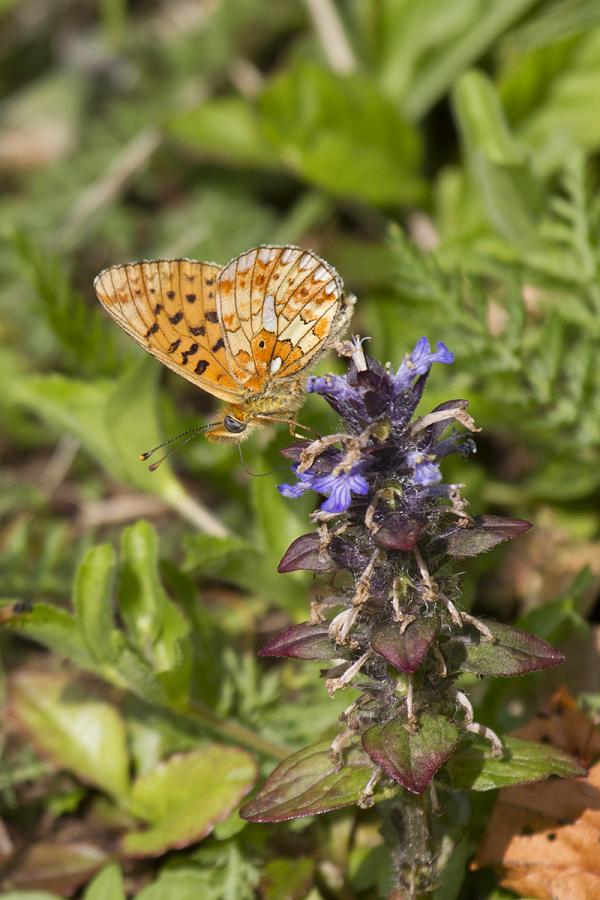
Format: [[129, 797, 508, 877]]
[[223, 415, 247, 434]]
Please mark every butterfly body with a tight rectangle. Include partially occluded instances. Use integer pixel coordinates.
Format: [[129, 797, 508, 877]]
[[206, 378, 307, 443], [94, 245, 354, 442]]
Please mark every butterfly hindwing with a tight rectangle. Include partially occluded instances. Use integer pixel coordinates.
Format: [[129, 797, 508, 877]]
[[216, 245, 349, 388], [94, 259, 243, 402]]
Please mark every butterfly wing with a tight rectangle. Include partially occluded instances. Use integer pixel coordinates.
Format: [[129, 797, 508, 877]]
[[94, 259, 244, 402], [216, 245, 352, 390]]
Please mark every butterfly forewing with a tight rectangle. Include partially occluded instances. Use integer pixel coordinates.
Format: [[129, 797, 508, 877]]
[[94, 259, 243, 402], [216, 245, 347, 388]]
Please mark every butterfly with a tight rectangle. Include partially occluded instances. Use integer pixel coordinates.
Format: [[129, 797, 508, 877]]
[[94, 245, 355, 447]]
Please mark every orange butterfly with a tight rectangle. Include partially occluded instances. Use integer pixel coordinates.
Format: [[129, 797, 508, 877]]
[[94, 245, 355, 445]]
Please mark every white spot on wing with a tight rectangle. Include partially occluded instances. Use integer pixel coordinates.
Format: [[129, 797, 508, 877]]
[[262, 293, 277, 332], [313, 265, 328, 281], [325, 280, 338, 295], [270, 356, 283, 374], [220, 262, 236, 281], [281, 248, 295, 264], [237, 250, 256, 273], [299, 252, 313, 270], [259, 247, 275, 263]]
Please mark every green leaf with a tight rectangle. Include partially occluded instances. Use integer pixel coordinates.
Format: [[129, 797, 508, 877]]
[[453, 69, 543, 244], [105, 357, 186, 501], [5, 603, 94, 669], [430, 515, 531, 558], [12, 671, 130, 799], [123, 745, 256, 856], [185, 486, 308, 609], [118, 521, 191, 703], [362, 714, 460, 794], [82, 864, 125, 900], [11, 232, 118, 378], [9, 360, 196, 519], [512, 29, 600, 173], [404, 0, 538, 118], [445, 620, 565, 677], [73, 543, 117, 664], [10, 374, 117, 475], [430, 791, 471, 900], [260, 60, 422, 206], [103, 635, 170, 706], [502, 0, 600, 55], [5, 599, 168, 706], [169, 97, 279, 168], [133, 869, 218, 900], [252, 473, 305, 572], [517, 571, 591, 642], [441, 735, 585, 791], [182, 533, 250, 573], [261, 856, 314, 900], [240, 741, 378, 822]]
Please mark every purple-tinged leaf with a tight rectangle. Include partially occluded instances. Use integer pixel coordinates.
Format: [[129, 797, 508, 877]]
[[280, 442, 310, 462], [374, 514, 425, 551], [240, 741, 377, 822], [260, 623, 342, 660], [430, 515, 531, 558], [444, 620, 564, 677], [363, 713, 460, 794], [278, 533, 336, 573], [439, 735, 584, 791], [329, 536, 371, 571], [371, 618, 438, 673], [2, 840, 108, 896]]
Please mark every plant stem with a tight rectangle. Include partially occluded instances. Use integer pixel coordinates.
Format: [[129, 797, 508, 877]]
[[165, 486, 230, 537], [304, 0, 357, 74], [186, 698, 289, 760], [383, 792, 434, 899]]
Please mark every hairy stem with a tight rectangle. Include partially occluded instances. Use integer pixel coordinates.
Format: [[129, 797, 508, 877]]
[[384, 792, 434, 898]]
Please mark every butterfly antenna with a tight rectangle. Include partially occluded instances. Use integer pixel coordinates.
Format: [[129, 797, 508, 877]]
[[140, 423, 218, 471]]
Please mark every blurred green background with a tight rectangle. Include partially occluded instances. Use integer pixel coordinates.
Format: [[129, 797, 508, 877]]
[[1, 0, 600, 897]]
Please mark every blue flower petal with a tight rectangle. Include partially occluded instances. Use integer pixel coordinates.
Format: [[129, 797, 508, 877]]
[[321, 480, 352, 513], [433, 341, 454, 365], [393, 337, 454, 394], [278, 481, 310, 499], [413, 460, 442, 486]]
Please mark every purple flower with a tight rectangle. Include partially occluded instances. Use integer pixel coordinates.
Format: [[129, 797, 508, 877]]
[[278, 464, 370, 514], [306, 374, 368, 428], [393, 337, 454, 394], [406, 450, 442, 486], [280, 336, 458, 513]]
